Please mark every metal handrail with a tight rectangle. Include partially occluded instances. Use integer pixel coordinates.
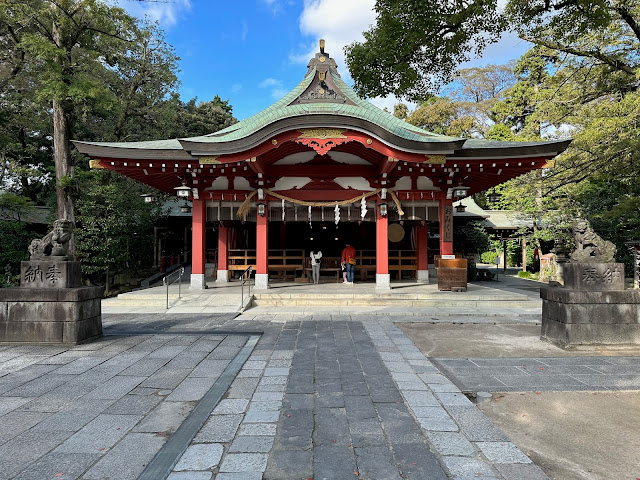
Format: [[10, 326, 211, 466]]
[[240, 266, 253, 311], [163, 266, 185, 309]]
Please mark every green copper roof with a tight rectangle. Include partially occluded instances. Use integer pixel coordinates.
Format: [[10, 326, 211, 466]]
[[179, 67, 462, 146]]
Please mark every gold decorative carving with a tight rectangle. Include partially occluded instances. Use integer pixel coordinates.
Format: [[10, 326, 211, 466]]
[[318, 88, 325, 95], [366, 139, 372, 145], [319, 56, 326, 63], [387, 157, 399, 162], [298, 129, 346, 140], [89, 160, 104, 169], [245, 157, 257, 163], [424, 154, 446, 164], [272, 139, 278, 145], [319, 72, 325, 81], [199, 156, 220, 164]]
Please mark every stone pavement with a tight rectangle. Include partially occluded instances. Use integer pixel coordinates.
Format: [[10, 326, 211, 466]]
[[0, 309, 546, 480], [432, 356, 640, 392]]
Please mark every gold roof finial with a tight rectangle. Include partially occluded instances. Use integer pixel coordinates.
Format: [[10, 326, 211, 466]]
[[319, 39, 325, 54]]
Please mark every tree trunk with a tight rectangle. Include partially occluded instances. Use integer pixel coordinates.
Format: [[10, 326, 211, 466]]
[[52, 98, 76, 249], [52, 15, 76, 255]]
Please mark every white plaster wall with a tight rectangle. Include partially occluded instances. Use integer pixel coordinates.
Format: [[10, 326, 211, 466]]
[[233, 177, 251, 190], [273, 177, 312, 190], [417, 176, 438, 190], [334, 177, 375, 191]]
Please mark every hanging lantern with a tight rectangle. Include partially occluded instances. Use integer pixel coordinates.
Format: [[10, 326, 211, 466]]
[[140, 193, 157, 204], [257, 201, 266, 216], [488, 190, 502, 203], [180, 202, 192, 213], [453, 183, 470, 198], [174, 180, 191, 198], [455, 201, 467, 213], [379, 202, 388, 216]]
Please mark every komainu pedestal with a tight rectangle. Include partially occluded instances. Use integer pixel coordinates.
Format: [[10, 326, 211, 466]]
[[0, 259, 103, 345], [541, 263, 640, 347]]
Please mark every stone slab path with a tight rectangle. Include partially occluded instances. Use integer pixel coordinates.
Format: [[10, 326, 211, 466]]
[[1, 313, 546, 480], [432, 356, 640, 392]]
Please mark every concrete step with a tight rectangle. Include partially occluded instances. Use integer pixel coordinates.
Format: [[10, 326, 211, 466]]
[[252, 292, 536, 308]]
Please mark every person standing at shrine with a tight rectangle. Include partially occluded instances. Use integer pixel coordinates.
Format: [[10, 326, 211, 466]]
[[310, 250, 322, 284], [341, 243, 356, 284]]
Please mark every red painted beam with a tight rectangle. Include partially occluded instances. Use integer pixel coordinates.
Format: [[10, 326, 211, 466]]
[[376, 205, 389, 275]]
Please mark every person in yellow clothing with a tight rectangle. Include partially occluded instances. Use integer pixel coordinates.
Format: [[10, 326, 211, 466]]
[[341, 243, 356, 284]]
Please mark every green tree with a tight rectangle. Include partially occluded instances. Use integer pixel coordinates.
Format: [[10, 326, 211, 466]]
[[0, 193, 37, 286], [75, 170, 160, 293], [344, 0, 506, 101], [1, 0, 140, 234]]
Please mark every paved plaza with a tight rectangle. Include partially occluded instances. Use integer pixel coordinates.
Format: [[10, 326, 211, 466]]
[[1, 274, 638, 479]]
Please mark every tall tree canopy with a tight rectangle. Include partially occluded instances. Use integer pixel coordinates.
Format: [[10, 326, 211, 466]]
[[345, 0, 505, 101], [346, 0, 639, 100]]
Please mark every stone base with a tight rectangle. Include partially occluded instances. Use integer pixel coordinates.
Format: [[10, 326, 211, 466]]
[[0, 286, 103, 345], [21, 260, 81, 288], [541, 286, 640, 347], [190, 273, 206, 290], [417, 270, 429, 283], [563, 263, 624, 291], [216, 270, 229, 283], [254, 274, 269, 290], [376, 274, 391, 290]]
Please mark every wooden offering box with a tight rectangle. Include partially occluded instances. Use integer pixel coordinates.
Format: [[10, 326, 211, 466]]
[[438, 258, 468, 291]]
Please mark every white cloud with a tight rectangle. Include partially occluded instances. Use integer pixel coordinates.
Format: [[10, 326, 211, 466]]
[[259, 78, 288, 99], [116, 0, 192, 28], [259, 78, 282, 89], [241, 21, 249, 41], [230, 83, 243, 93], [295, 0, 376, 77]]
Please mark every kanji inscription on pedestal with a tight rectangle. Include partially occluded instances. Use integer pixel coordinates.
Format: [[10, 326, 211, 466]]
[[20, 261, 81, 289]]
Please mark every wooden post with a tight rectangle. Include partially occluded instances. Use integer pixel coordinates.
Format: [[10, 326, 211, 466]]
[[190, 198, 206, 289], [376, 202, 390, 289], [256, 204, 269, 288], [216, 223, 229, 283], [439, 198, 454, 255], [417, 223, 429, 282]]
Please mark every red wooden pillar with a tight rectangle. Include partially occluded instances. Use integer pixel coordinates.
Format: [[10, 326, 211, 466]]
[[191, 198, 206, 289], [439, 198, 454, 256], [417, 222, 429, 282], [376, 203, 390, 289], [255, 204, 269, 289], [216, 223, 228, 282]]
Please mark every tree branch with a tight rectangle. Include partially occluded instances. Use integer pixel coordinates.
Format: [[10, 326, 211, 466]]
[[614, 5, 640, 43], [521, 35, 636, 75]]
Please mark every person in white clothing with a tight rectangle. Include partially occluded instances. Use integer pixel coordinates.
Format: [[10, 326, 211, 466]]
[[310, 250, 322, 284]]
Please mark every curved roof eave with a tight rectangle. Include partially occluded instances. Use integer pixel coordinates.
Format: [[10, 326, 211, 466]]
[[177, 65, 466, 154], [72, 139, 196, 161], [450, 138, 572, 159], [179, 114, 466, 156]]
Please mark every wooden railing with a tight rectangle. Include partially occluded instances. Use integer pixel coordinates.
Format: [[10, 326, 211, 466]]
[[224, 249, 417, 280], [355, 250, 417, 280], [228, 249, 305, 279]]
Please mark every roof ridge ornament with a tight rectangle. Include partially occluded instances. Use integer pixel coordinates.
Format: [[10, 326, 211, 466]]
[[320, 38, 325, 54]]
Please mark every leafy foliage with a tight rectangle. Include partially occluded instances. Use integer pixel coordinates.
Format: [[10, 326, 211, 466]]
[[75, 170, 161, 292], [345, 0, 506, 101]]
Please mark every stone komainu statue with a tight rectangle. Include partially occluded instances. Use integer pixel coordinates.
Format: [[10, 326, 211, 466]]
[[28, 219, 73, 260], [570, 219, 616, 263]]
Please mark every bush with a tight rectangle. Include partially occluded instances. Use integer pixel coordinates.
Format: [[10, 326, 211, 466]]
[[517, 271, 533, 279], [480, 251, 499, 264]]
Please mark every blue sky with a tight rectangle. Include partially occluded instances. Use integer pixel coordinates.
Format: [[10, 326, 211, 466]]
[[118, 0, 531, 121]]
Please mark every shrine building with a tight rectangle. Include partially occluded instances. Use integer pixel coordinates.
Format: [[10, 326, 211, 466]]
[[74, 41, 569, 290]]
